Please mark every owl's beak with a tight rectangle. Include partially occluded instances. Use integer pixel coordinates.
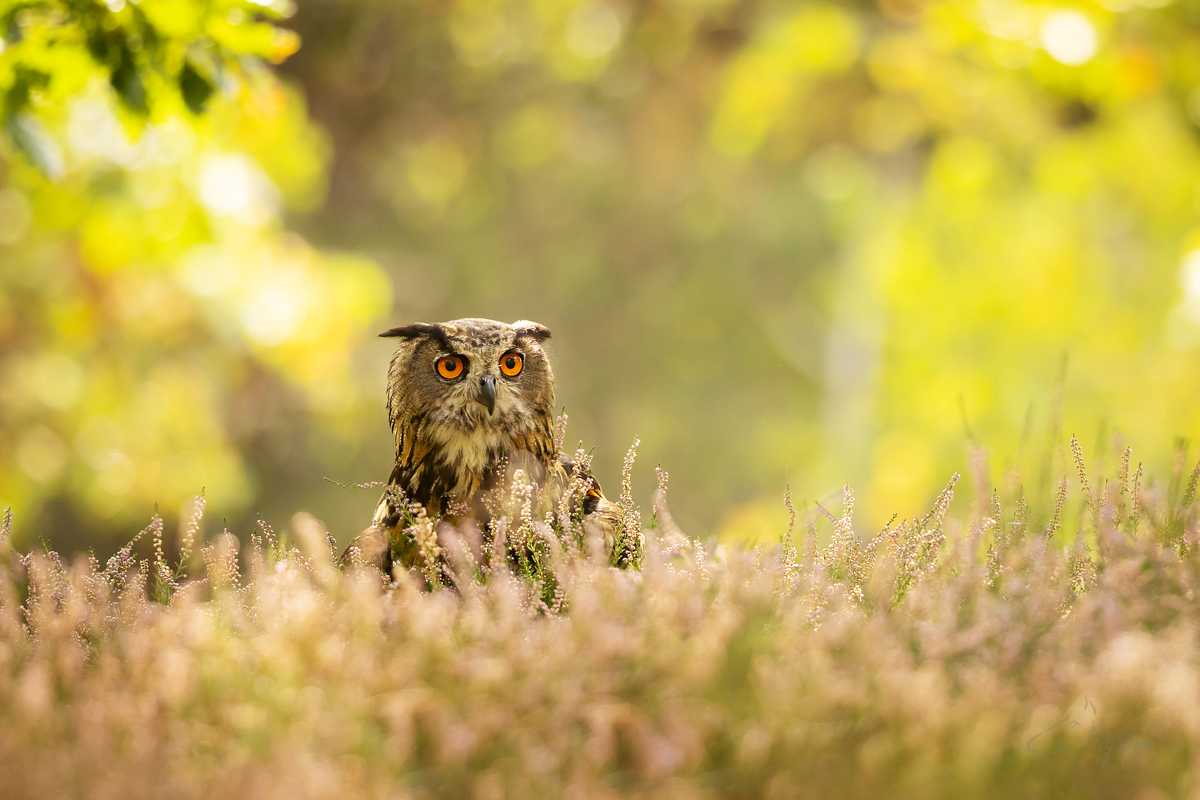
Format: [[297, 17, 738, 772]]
[[476, 374, 497, 416]]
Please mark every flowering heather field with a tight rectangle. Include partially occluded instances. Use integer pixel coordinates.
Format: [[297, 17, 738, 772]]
[[1, 440, 1198, 800]]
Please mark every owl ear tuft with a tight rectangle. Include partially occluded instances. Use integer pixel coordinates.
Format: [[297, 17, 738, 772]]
[[379, 323, 442, 340], [512, 320, 551, 342]]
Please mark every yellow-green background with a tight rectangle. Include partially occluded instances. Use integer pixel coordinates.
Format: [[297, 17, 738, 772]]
[[3, 0, 1199, 553]]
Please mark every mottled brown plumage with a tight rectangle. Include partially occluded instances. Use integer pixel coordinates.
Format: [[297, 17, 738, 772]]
[[347, 318, 624, 574]]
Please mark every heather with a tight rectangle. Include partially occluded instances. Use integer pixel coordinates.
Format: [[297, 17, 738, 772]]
[[2, 439, 1197, 799]]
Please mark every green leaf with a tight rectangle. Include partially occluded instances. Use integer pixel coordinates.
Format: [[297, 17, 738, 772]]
[[85, 27, 109, 63], [4, 67, 49, 116], [179, 61, 214, 115], [109, 42, 147, 114]]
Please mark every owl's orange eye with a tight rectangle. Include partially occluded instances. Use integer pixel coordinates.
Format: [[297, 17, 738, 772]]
[[499, 352, 523, 377], [437, 355, 465, 380]]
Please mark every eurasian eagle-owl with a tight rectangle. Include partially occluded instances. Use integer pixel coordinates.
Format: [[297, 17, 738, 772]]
[[347, 317, 630, 574]]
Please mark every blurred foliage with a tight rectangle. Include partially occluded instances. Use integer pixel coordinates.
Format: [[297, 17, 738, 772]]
[[0, 0, 300, 173], [6, 0, 1200, 550], [279, 0, 1200, 541], [0, 0, 391, 551]]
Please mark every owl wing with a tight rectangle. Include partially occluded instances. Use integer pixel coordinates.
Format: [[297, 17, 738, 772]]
[[340, 489, 399, 572], [342, 521, 392, 572]]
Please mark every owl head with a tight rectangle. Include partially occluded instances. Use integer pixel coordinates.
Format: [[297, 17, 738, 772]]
[[379, 318, 555, 438]]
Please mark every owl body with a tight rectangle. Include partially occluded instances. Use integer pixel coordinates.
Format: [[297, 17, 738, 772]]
[[349, 318, 626, 573]]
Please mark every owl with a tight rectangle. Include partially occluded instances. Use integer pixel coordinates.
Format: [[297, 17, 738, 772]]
[[346, 317, 631, 576]]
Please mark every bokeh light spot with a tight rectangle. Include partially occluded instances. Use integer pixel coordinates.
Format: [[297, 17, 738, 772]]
[[1175, 249, 1200, 338], [198, 153, 279, 225], [240, 267, 313, 346], [17, 426, 68, 484], [1183, 250, 1200, 302], [28, 353, 85, 411], [565, 3, 621, 59], [97, 452, 136, 496], [1040, 11, 1098, 66], [200, 156, 252, 215], [76, 416, 123, 470]]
